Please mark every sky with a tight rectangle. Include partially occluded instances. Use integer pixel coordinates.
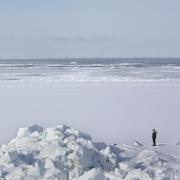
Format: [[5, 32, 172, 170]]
[[0, 0, 180, 58]]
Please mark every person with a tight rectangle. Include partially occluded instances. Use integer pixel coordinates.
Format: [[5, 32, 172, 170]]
[[152, 129, 157, 146]]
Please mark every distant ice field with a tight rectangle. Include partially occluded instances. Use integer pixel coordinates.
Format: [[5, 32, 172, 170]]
[[0, 58, 180, 82]]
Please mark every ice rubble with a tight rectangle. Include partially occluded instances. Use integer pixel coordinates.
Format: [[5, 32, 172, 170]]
[[0, 124, 180, 180]]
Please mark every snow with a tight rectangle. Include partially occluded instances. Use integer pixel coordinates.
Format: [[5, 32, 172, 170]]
[[0, 125, 180, 180], [1, 81, 180, 146]]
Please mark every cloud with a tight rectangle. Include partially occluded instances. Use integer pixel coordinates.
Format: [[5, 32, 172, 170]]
[[0, 36, 127, 44], [46, 36, 126, 43]]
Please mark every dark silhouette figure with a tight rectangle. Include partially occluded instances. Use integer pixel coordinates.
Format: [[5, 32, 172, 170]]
[[152, 129, 157, 146]]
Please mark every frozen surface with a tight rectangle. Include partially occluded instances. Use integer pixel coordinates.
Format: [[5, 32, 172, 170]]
[[1, 58, 180, 82], [0, 81, 180, 145], [0, 124, 180, 180]]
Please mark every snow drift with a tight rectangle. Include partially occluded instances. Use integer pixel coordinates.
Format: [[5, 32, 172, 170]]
[[0, 124, 180, 180]]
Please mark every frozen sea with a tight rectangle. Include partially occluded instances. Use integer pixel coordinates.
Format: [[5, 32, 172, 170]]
[[0, 58, 180, 82], [0, 58, 180, 146]]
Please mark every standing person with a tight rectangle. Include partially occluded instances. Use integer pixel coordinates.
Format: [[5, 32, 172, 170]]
[[152, 129, 157, 146]]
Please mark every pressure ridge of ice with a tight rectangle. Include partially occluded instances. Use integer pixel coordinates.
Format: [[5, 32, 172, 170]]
[[0, 124, 180, 180]]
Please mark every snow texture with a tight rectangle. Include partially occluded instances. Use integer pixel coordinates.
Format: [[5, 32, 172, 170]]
[[0, 124, 180, 180]]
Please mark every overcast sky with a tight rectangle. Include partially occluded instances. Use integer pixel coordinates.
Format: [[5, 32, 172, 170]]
[[0, 0, 180, 58]]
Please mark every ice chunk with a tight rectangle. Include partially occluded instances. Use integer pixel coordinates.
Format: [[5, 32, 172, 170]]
[[16, 128, 29, 138], [124, 169, 152, 180], [94, 142, 107, 151], [27, 124, 43, 134], [133, 140, 143, 146], [77, 168, 105, 180], [66, 128, 91, 140], [63, 135, 76, 144], [45, 128, 60, 141], [0, 124, 180, 179], [1, 150, 18, 164], [67, 145, 99, 169]]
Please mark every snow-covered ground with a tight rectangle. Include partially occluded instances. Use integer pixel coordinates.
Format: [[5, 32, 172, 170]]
[[0, 124, 180, 180], [0, 81, 180, 145]]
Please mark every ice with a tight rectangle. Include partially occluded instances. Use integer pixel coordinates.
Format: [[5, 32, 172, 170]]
[[133, 140, 143, 146], [1, 58, 180, 82], [77, 168, 105, 180], [27, 124, 44, 134], [0, 124, 180, 179]]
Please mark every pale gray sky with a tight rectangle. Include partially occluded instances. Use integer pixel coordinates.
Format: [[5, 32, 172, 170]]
[[0, 0, 180, 58]]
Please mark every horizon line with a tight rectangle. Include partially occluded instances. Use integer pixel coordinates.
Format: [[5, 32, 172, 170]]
[[0, 57, 180, 60]]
